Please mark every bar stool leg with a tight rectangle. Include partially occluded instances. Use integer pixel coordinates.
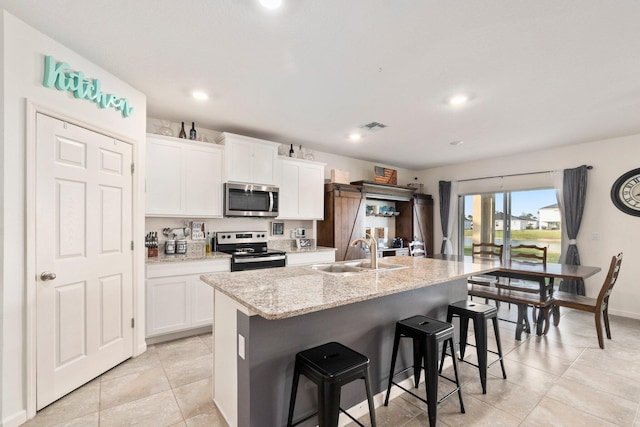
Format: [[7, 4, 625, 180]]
[[492, 317, 507, 379], [363, 369, 378, 427], [474, 316, 488, 394], [448, 337, 465, 414], [384, 329, 402, 406], [413, 337, 423, 387], [287, 363, 300, 427], [318, 382, 341, 427], [424, 339, 438, 427], [459, 316, 470, 359]]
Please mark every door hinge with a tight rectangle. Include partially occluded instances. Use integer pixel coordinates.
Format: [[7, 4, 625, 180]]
[[131, 318, 135, 328], [131, 241, 134, 250], [131, 163, 135, 174]]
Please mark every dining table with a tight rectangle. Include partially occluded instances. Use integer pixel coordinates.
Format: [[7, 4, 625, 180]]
[[434, 255, 602, 336]]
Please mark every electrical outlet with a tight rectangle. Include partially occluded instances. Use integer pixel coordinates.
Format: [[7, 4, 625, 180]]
[[592, 232, 600, 241]]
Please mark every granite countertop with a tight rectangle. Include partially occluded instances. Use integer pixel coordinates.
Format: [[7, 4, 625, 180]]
[[146, 251, 231, 264], [200, 256, 499, 320]]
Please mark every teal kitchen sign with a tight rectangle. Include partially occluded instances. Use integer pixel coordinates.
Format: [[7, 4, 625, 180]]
[[43, 55, 134, 118]]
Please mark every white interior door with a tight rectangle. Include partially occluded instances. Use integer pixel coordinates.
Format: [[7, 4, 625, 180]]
[[36, 113, 134, 409]]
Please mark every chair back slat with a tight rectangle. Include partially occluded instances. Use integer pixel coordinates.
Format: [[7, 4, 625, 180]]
[[472, 242, 503, 260], [510, 244, 547, 265], [597, 253, 623, 306], [409, 241, 426, 258]]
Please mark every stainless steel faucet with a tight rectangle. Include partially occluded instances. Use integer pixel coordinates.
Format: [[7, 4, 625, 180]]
[[350, 233, 378, 270]]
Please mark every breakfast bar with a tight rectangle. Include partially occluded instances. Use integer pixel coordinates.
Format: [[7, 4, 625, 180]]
[[201, 256, 499, 427]]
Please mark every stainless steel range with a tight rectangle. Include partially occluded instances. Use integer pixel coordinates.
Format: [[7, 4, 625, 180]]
[[215, 231, 286, 272]]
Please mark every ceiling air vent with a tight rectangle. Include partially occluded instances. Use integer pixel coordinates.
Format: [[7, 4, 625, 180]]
[[361, 122, 388, 132]]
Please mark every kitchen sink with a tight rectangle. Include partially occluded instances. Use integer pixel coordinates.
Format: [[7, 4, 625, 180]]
[[306, 260, 407, 275]]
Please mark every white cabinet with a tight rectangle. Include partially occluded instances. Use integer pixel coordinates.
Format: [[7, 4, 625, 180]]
[[146, 258, 230, 338], [286, 250, 336, 266], [218, 132, 278, 185], [277, 157, 325, 219], [146, 135, 223, 217]]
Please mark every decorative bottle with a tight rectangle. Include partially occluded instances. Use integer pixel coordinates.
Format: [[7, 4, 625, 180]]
[[178, 122, 187, 139], [289, 144, 294, 157], [189, 122, 197, 140]]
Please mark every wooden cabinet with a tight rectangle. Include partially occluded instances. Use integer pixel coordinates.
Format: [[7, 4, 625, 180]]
[[317, 184, 366, 261], [218, 132, 278, 185], [146, 135, 223, 217], [396, 194, 434, 257], [286, 250, 336, 266], [277, 157, 325, 219], [145, 258, 230, 339]]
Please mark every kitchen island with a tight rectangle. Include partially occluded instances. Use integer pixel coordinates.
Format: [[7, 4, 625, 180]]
[[201, 256, 498, 427]]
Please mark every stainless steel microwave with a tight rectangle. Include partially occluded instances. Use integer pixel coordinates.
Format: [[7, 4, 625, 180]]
[[224, 183, 279, 217]]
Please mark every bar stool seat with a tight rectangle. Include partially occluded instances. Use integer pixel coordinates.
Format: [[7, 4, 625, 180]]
[[287, 341, 376, 427], [383, 315, 464, 427], [442, 300, 507, 394]]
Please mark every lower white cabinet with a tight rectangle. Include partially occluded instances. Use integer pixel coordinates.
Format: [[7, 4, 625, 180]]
[[146, 258, 230, 338], [286, 250, 336, 266]]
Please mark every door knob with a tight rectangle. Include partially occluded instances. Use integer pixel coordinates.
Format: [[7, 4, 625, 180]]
[[40, 271, 57, 281]]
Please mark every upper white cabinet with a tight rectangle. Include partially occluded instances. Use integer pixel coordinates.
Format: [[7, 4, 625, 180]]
[[217, 132, 278, 185], [277, 157, 325, 220], [146, 135, 223, 217]]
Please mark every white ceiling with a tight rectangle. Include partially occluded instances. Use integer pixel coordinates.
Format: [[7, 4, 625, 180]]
[[3, 1, 640, 170]]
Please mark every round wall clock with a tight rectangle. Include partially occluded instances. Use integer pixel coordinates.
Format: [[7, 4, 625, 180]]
[[610, 168, 640, 216]]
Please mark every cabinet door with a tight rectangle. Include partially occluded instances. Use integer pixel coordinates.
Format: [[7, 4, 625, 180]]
[[191, 276, 214, 327], [277, 160, 300, 218], [146, 276, 191, 337], [146, 139, 183, 215], [250, 142, 277, 185], [226, 138, 252, 183], [184, 145, 223, 217], [299, 163, 324, 219]]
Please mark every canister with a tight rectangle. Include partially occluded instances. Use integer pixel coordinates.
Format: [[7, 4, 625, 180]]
[[165, 239, 176, 254], [176, 239, 187, 254]]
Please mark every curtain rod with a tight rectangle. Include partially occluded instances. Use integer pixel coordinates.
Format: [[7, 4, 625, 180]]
[[456, 165, 593, 183]]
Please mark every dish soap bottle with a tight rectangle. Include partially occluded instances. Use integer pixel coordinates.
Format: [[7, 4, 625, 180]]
[[189, 122, 197, 140], [178, 122, 187, 139]]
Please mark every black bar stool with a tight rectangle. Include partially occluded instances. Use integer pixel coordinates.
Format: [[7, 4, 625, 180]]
[[383, 315, 464, 427], [441, 300, 507, 394], [287, 341, 377, 427]]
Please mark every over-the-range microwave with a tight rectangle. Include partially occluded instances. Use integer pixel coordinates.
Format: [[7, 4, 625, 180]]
[[224, 182, 279, 217]]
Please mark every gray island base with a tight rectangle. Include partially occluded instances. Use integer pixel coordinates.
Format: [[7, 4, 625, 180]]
[[201, 256, 498, 427]]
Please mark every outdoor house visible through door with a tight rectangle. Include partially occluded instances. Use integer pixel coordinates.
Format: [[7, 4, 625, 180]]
[[459, 189, 561, 263], [35, 113, 134, 409]]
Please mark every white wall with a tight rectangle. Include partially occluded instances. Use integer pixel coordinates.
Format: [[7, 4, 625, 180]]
[[1, 11, 146, 426], [417, 134, 640, 319]]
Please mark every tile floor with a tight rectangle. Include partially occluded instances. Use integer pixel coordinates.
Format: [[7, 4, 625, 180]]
[[23, 306, 640, 427]]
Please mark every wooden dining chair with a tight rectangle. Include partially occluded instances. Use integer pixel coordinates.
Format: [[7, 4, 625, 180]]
[[409, 240, 426, 257], [497, 244, 548, 293], [553, 253, 623, 349], [468, 243, 503, 287]]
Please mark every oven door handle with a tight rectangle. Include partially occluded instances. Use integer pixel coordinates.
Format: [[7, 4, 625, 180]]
[[269, 192, 274, 213], [234, 255, 286, 264]]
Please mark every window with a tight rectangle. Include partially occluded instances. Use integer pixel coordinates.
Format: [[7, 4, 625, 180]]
[[459, 189, 561, 262]]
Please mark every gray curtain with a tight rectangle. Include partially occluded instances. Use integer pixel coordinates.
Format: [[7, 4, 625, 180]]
[[559, 165, 589, 294], [439, 181, 451, 254]]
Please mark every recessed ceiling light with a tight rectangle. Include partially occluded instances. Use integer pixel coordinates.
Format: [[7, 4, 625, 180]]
[[449, 140, 464, 146], [259, 0, 282, 9], [192, 91, 209, 101], [349, 133, 362, 142], [447, 94, 471, 106]]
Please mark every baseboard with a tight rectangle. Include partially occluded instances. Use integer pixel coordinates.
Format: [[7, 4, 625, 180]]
[[2, 409, 27, 427], [607, 308, 640, 321], [146, 325, 212, 345]]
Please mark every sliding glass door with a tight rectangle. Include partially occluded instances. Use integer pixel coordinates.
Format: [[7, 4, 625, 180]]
[[460, 189, 561, 262]]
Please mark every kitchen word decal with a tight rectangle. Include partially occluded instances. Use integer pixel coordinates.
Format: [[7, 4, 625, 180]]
[[42, 55, 134, 118]]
